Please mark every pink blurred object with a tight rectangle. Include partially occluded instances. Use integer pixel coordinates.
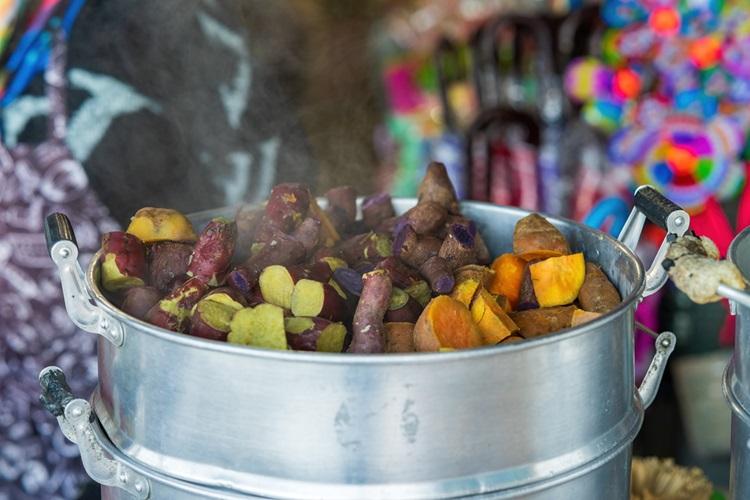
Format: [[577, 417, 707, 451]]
[[689, 196, 734, 257]]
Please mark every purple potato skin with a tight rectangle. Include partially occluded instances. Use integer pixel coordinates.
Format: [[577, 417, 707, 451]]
[[149, 241, 193, 293], [121, 286, 161, 320]]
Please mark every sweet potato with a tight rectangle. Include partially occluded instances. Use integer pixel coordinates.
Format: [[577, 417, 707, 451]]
[[577, 263, 621, 313], [325, 186, 357, 233], [264, 183, 310, 232], [385, 288, 423, 323], [454, 264, 494, 288], [498, 334, 525, 344], [375, 256, 422, 288], [450, 278, 481, 307], [127, 207, 197, 243], [225, 265, 257, 299], [285, 316, 347, 352], [187, 217, 237, 285], [393, 224, 442, 268], [417, 162, 460, 214], [404, 280, 432, 307], [470, 289, 519, 344], [419, 256, 455, 294], [244, 229, 306, 279], [517, 263, 539, 311], [290, 279, 348, 321], [235, 204, 263, 261], [513, 213, 570, 259], [100, 231, 147, 292], [384, 322, 416, 353], [529, 253, 586, 308], [258, 265, 307, 309], [146, 277, 209, 332], [362, 193, 396, 229], [348, 269, 392, 353], [120, 286, 161, 321], [308, 197, 341, 246], [571, 309, 602, 327], [290, 217, 321, 255], [148, 241, 193, 293], [438, 221, 478, 270], [190, 288, 246, 341], [488, 254, 526, 309], [333, 267, 363, 296], [400, 201, 448, 235], [340, 231, 392, 266], [414, 295, 482, 351], [228, 303, 287, 350], [509, 305, 577, 338]]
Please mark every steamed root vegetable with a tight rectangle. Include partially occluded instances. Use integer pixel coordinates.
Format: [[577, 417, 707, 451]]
[[186, 217, 237, 285], [384, 322, 415, 353], [417, 162, 459, 214], [100, 232, 147, 292], [264, 183, 310, 232], [571, 309, 601, 326], [450, 278, 481, 307], [384, 288, 423, 323], [512, 213, 570, 259], [577, 263, 621, 313], [348, 270, 392, 353], [509, 305, 576, 338], [340, 231, 392, 265], [244, 229, 306, 279], [361, 193, 396, 229], [438, 221, 478, 270], [148, 241, 193, 293], [226, 266, 257, 299], [414, 295, 482, 351], [393, 224, 442, 268], [529, 253, 585, 308], [375, 256, 422, 288], [488, 254, 526, 309], [259, 265, 309, 309], [290, 217, 321, 254], [127, 207, 197, 243], [307, 197, 341, 247], [290, 279, 348, 321], [284, 316, 347, 352], [470, 289, 519, 344], [404, 280, 432, 307], [235, 205, 263, 261], [190, 288, 246, 341], [498, 334, 525, 344], [333, 267, 364, 296], [419, 256, 455, 294], [228, 303, 287, 350], [325, 186, 357, 232], [146, 277, 209, 332], [517, 262, 539, 310], [120, 286, 161, 320], [454, 264, 494, 289], [400, 201, 448, 235]]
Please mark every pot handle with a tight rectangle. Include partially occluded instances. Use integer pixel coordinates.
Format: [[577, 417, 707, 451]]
[[45, 213, 125, 346], [618, 186, 690, 298], [39, 366, 151, 499], [637, 330, 677, 409]]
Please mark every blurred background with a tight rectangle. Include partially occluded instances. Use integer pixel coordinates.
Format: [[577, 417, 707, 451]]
[[2, 0, 749, 498]]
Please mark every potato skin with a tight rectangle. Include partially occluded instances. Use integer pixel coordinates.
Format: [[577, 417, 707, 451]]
[[348, 270, 392, 353], [509, 305, 576, 338], [513, 213, 570, 257], [100, 231, 147, 292], [148, 241, 193, 293], [577, 263, 621, 313], [121, 286, 161, 320], [187, 217, 237, 285]]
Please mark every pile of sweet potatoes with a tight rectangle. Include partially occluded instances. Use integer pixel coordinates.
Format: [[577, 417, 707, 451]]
[[98, 161, 621, 354]]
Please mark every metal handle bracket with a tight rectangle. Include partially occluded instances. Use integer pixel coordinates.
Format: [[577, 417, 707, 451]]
[[39, 367, 150, 499], [637, 331, 677, 409], [46, 213, 124, 346]]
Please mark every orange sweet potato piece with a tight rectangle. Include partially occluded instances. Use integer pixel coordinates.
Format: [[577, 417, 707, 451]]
[[127, 207, 197, 243], [529, 253, 586, 308], [571, 309, 602, 327], [509, 305, 576, 338], [513, 213, 570, 259], [577, 263, 621, 313], [414, 295, 482, 351], [450, 278, 481, 307], [488, 254, 526, 309], [470, 289, 519, 344]]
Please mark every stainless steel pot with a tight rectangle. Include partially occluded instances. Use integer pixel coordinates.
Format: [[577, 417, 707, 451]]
[[41, 187, 685, 499], [725, 226, 750, 500]]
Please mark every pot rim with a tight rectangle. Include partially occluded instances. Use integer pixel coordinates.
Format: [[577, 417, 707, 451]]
[[88, 199, 646, 364], [729, 225, 750, 280]]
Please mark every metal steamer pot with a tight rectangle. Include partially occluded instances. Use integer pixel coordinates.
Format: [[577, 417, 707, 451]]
[[40, 187, 687, 500], [724, 226, 750, 500]]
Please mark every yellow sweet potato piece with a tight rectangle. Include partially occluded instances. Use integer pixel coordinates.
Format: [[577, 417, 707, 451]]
[[577, 262, 621, 313], [470, 289, 519, 344], [509, 305, 576, 338], [571, 309, 602, 326], [127, 207, 197, 243], [414, 295, 482, 352], [450, 278, 481, 307], [488, 253, 526, 309], [529, 253, 586, 308], [454, 264, 494, 288], [513, 213, 570, 259]]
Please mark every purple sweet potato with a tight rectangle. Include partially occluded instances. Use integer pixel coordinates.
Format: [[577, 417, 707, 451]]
[[264, 183, 311, 232], [417, 162, 460, 214], [100, 231, 147, 292], [148, 241, 193, 293], [120, 286, 161, 321], [285, 316, 348, 352], [187, 217, 237, 285], [146, 277, 209, 332], [361, 193, 396, 229], [347, 269, 392, 353]]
